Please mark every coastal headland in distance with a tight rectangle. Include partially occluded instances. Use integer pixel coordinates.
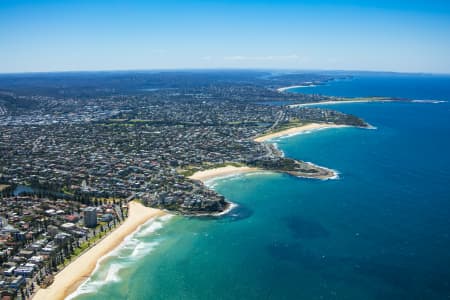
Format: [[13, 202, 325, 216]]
[[34, 202, 166, 300], [188, 122, 352, 185], [276, 84, 317, 92]]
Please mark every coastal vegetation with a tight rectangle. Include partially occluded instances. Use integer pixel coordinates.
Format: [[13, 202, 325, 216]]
[[263, 119, 309, 135], [247, 157, 334, 179]]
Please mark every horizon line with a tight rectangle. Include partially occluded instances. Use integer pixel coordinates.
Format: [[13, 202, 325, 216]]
[[0, 67, 449, 76]]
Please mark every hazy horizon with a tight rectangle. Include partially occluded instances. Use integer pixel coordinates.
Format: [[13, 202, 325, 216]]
[[1, 68, 449, 77]]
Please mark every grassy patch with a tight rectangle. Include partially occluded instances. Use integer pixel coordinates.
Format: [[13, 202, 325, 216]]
[[266, 120, 310, 135], [61, 186, 74, 196]]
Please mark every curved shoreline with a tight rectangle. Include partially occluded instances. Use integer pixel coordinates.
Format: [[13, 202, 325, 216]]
[[188, 166, 264, 217], [33, 201, 166, 300], [189, 166, 261, 182], [188, 123, 349, 186], [287, 99, 394, 107], [254, 123, 350, 142], [302, 161, 340, 180], [276, 84, 316, 92]]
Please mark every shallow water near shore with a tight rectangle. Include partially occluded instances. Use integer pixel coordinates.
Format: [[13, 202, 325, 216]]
[[72, 75, 450, 300]]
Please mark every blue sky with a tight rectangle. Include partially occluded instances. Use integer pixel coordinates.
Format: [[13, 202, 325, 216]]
[[1, 0, 450, 73]]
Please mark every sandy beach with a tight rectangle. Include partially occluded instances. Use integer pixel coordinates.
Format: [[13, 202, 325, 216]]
[[288, 99, 393, 107], [189, 165, 260, 182], [34, 201, 165, 300], [254, 123, 349, 142], [276, 85, 315, 92]]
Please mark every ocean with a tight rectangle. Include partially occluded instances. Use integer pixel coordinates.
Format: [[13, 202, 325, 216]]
[[71, 74, 450, 300]]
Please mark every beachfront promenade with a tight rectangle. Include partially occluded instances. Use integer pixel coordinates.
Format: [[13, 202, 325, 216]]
[[34, 202, 165, 300]]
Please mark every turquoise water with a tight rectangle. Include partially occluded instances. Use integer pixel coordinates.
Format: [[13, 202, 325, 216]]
[[72, 75, 450, 300]]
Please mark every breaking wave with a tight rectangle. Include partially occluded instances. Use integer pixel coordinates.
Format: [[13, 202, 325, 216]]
[[67, 215, 173, 299]]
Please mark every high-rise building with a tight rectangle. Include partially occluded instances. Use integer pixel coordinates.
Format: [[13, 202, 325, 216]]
[[84, 207, 97, 228]]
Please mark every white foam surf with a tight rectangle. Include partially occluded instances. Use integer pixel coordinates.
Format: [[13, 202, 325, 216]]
[[66, 215, 172, 299], [205, 170, 275, 188]]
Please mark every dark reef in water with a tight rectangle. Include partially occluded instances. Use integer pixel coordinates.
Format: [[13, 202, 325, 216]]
[[283, 215, 330, 239]]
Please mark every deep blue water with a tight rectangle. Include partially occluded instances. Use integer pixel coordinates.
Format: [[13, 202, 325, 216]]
[[72, 75, 450, 300], [292, 73, 450, 100]]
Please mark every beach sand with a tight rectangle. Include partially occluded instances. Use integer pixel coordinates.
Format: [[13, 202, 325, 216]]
[[189, 166, 260, 182], [34, 201, 165, 300], [276, 85, 314, 92], [254, 123, 349, 143], [288, 99, 393, 107]]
